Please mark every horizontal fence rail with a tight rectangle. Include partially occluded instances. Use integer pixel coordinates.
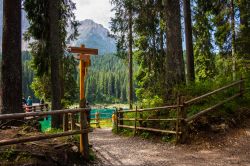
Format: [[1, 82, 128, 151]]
[[23, 104, 49, 112], [119, 118, 181, 121], [184, 79, 244, 122], [0, 129, 89, 146], [186, 92, 242, 122], [0, 108, 91, 120], [118, 105, 179, 113], [184, 80, 244, 105]]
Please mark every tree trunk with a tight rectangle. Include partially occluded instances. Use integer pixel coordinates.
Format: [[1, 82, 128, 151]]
[[231, 0, 236, 80], [164, 0, 185, 93], [1, 0, 22, 114], [49, 0, 62, 128], [183, 0, 195, 83], [128, 5, 133, 109]]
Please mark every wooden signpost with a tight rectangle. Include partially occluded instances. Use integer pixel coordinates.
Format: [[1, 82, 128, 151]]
[[68, 44, 98, 159]]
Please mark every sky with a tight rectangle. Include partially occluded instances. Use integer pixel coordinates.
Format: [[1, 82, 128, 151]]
[[74, 0, 114, 29]]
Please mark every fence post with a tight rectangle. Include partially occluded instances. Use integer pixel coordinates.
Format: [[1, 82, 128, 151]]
[[41, 104, 44, 112], [139, 106, 143, 127], [134, 106, 138, 136], [116, 108, 119, 133], [71, 113, 76, 130], [63, 113, 69, 132], [120, 108, 123, 128], [45, 104, 49, 112], [175, 96, 181, 144], [180, 96, 188, 143], [176, 96, 188, 144], [95, 112, 100, 128]]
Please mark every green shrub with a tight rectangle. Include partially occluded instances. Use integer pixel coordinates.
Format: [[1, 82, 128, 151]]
[[140, 132, 150, 139]]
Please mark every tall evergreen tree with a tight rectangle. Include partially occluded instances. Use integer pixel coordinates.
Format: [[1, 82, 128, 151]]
[[193, 0, 215, 80], [48, 0, 62, 127], [237, 0, 250, 58], [111, 0, 135, 108], [24, 0, 79, 127], [231, 0, 236, 80], [133, 0, 167, 102], [128, 1, 133, 109], [183, 0, 195, 83], [1, 0, 22, 114], [164, 0, 185, 88]]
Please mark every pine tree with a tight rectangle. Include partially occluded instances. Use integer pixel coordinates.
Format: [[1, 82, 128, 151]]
[[183, 0, 195, 82], [164, 0, 185, 89], [111, 0, 135, 108], [237, 0, 250, 58], [193, 0, 215, 80]]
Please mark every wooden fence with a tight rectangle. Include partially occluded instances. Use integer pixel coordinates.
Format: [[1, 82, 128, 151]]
[[184, 79, 244, 122], [116, 79, 245, 143], [23, 104, 49, 113], [0, 108, 91, 159]]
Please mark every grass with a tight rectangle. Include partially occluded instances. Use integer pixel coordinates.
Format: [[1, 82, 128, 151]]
[[44, 128, 63, 134], [90, 119, 113, 128]]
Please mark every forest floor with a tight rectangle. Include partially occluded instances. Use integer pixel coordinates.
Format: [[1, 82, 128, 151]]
[[89, 116, 250, 166], [0, 123, 96, 166]]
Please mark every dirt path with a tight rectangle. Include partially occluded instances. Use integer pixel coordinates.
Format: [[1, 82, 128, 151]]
[[89, 123, 250, 166]]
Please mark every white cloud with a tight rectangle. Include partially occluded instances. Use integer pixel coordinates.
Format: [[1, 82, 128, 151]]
[[73, 0, 114, 29]]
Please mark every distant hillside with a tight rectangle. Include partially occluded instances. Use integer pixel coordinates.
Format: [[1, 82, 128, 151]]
[[0, 0, 116, 54]]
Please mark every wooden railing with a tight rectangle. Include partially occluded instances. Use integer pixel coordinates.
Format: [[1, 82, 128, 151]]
[[184, 79, 244, 122], [116, 105, 182, 143], [116, 79, 245, 143], [0, 108, 91, 159], [23, 104, 49, 112]]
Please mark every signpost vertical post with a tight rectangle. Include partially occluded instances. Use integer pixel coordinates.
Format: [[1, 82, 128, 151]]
[[68, 44, 98, 160], [79, 46, 89, 159]]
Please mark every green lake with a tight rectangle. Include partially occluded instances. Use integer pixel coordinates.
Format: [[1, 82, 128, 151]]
[[39, 108, 116, 132]]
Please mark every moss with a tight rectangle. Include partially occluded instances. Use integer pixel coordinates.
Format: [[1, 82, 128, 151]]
[[0, 147, 17, 161]]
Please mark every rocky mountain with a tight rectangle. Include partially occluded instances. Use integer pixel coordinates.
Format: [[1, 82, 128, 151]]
[[0, 0, 116, 54], [73, 19, 116, 55]]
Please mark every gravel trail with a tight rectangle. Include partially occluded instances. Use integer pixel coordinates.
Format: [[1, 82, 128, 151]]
[[89, 123, 250, 166]]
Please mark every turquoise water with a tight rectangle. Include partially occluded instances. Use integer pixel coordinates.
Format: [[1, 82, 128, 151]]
[[39, 108, 115, 132], [90, 108, 115, 119]]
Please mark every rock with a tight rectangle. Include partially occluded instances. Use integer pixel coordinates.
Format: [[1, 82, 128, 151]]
[[71, 146, 79, 152], [211, 123, 229, 133]]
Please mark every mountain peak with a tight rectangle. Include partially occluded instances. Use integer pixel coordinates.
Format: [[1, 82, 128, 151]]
[[80, 19, 102, 27], [73, 19, 116, 55]]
